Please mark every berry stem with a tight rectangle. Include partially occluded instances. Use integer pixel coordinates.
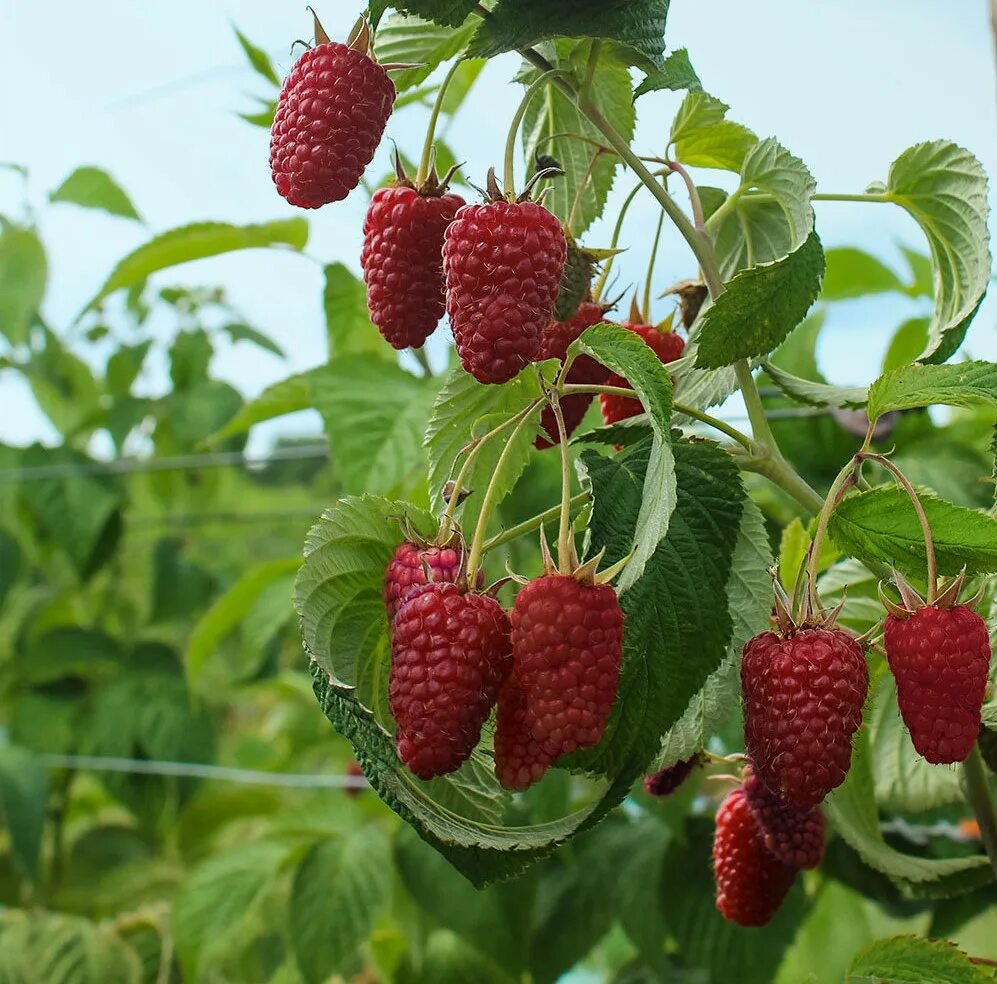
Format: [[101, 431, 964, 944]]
[[504, 70, 566, 198], [482, 492, 591, 553], [642, 183, 668, 324], [666, 160, 707, 235], [410, 346, 433, 378], [806, 459, 861, 615], [550, 390, 575, 574], [417, 59, 463, 186], [961, 745, 997, 882]]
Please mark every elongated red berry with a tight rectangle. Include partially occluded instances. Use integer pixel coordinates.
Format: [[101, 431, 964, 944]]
[[384, 541, 466, 621], [599, 324, 685, 425], [742, 627, 868, 808], [362, 183, 465, 349], [884, 604, 991, 764], [390, 583, 511, 779], [443, 200, 567, 384], [510, 574, 624, 762], [535, 302, 611, 449], [643, 754, 701, 797], [714, 787, 797, 927], [270, 42, 395, 208], [744, 771, 825, 869], [494, 673, 556, 791]]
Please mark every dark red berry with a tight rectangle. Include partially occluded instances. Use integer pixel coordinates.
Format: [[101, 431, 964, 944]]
[[443, 200, 567, 384], [741, 627, 868, 808], [599, 324, 685, 425], [494, 673, 556, 791], [884, 604, 991, 764], [534, 302, 611, 449], [362, 184, 465, 349], [384, 541, 465, 622], [714, 787, 797, 927], [270, 43, 395, 208], [643, 754, 701, 798], [743, 771, 825, 869], [390, 583, 511, 780]]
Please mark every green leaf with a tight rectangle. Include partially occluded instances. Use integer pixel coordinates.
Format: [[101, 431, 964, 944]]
[[575, 322, 677, 590], [209, 370, 314, 443], [312, 357, 438, 497], [290, 829, 391, 983], [847, 935, 993, 984], [829, 486, 997, 579], [0, 745, 48, 882], [883, 141, 991, 363], [324, 263, 390, 359], [106, 340, 152, 397], [417, 931, 517, 984], [469, 0, 671, 70], [370, 0, 477, 30], [695, 232, 825, 369], [15, 627, 122, 686], [821, 247, 905, 300], [764, 361, 868, 409], [521, 44, 635, 236], [234, 27, 280, 87], [374, 12, 477, 91], [0, 528, 21, 611], [867, 360, 997, 421], [82, 219, 308, 314], [901, 245, 935, 298], [882, 318, 931, 372], [0, 220, 46, 346], [169, 328, 213, 391], [49, 166, 142, 221], [634, 47, 701, 98], [24, 327, 102, 438], [670, 92, 757, 172], [222, 321, 284, 358]]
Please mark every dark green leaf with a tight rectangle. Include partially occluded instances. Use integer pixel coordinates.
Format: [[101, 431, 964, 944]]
[[324, 263, 390, 359], [0, 745, 48, 881], [222, 322, 284, 358], [867, 360, 997, 420], [370, 0, 477, 30], [49, 166, 142, 221], [23, 328, 102, 438], [847, 935, 993, 984], [209, 370, 314, 443], [821, 247, 905, 300], [0, 528, 20, 611], [634, 47, 700, 98], [374, 12, 477, 91], [106, 340, 152, 397], [169, 329, 213, 390], [0, 220, 47, 346]]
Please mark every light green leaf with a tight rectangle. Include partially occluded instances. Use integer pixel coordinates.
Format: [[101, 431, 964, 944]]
[[234, 27, 280, 87], [867, 360, 997, 420], [670, 92, 757, 172], [369, 0, 476, 30], [209, 370, 314, 443], [0, 744, 48, 882], [847, 935, 993, 984], [24, 327, 103, 437], [323, 262, 390, 359], [0, 220, 46, 346], [764, 361, 868, 409], [49, 166, 141, 221], [821, 247, 905, 300], [222, 322, 284, 358], [883, 317, 931, 372], [374, 12, 477, 91], [634, 47, 701, 98]]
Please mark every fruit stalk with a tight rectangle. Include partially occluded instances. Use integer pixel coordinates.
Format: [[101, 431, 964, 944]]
[[961, 745, 997, 880], [503, 70, 566, 196], [550, 391, 575, 573], [417, 59, 462, 186], [482, 492, 591, 553]]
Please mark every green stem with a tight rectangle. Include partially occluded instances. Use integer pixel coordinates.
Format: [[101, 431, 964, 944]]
[[642, 186, 667, 323], [739, 453, 825, 515], [735, 362, 778, 453], [961, 746, 997, 881], [550, 392, 574, 573], [813, 192, 890, 203], [482, 492, 591, 552], [504, 70, 565, 196], [666, 159, 707, 234], [806, 459, 861, 614], [417, 59, 463, 185], [592, 178, 647, 302], [411, 346, 433, 378]]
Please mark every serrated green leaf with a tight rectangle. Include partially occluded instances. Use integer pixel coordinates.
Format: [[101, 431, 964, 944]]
[[821, 247, 906, 300], [867, 360, 997, 421], [49, 166, 141, 221], [234, 27, 280, 87], [670, 92, 757, 172], [829, 486, 997, 579], [764, 361, 868, 409], [370, 0, 477, 29], [695, 232, 825, 369], [323, 262, 390, 359], [374, 12, 477, 91], [0, 219, 46, 346], [0, 745, 48, 882], [634, 47, 700, 98], [847, 935, 993, 984], [81, 219, 308, 314]]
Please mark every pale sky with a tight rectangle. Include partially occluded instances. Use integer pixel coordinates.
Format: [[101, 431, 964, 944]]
[[0, 0, 994, 452]]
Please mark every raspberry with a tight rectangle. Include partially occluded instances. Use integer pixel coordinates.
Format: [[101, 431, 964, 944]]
[[443, 198, 567, 384], [643, 754, 701, 797], [384, 541, 466, 621], [743, 771, 825, 869], [270, 42, 394, 208], [599, 324, 685, 425], [362, 182, 465, 350], [389, 583, 511, 780], [510, 574, 624, 762], [741, 627, 868, 808], [535, 302, 611, 449], [713, 787, 797, 927], [883, 604, 991, 764], [494, 673, 556, 791]]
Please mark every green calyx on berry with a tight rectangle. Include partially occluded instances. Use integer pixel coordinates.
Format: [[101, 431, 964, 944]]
[[480, 166, 563, 206], [535, 526, 632, 588], [390, 146, 462, 198], [878, 567, 985, 620], [771, 567, 848, 638]]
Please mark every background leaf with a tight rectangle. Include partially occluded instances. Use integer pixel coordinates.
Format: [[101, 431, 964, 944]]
[[0, 745, 48, 882], [847, 935, 993, 984], [49, 166, 142, 222], [0, 220, 46, 346]]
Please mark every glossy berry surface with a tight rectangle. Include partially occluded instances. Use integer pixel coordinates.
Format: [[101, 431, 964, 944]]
[[384, 541, 466, 622], [741, 627, 868, 808], [713, 787, 797, 927], [599, 324, 685, 425], [443, 201, 567, 384], [494, 673, 556, 791], [884, 604, 991, 764], [389, 583, 511, 779], [362, 185, 465, 349], [643, 754, 700, 798], [744, 771, 825, 869], [270, 43, 394, 208]]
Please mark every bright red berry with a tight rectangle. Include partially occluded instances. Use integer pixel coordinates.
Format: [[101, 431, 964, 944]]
[[443, 200, 567, 384], [270, 43, 395, 208], [389, 583, 511, 780], [384, 541, 466, 622], [494, 673, 557, 791], [643, 754, 701, 798], [741, 627, 868, 808], [535, 302, 611, 449], [599, 324, 685, 425], [510, 574, 624, 762], [362, 183, 465, 350], [884, 604, 991, 765], [713, 787, 797, 927], [743, 771, 825, 869]]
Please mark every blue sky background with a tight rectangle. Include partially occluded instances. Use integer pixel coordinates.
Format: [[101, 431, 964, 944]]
[[0, 0, 994, 453]]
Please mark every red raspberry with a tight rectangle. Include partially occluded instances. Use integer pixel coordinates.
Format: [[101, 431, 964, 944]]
[[744, 771, 825, 869], [884, 604, 991, 764], [599, 324, 685, 425], [713, 787, 797, 927], [389, 583, 511, 780], [534, 302, 611, 449], [643, 754, 701, 797], [270, 43, 395, 208], [362, 183, 465, 350], [443, 200, 567, 384], [510, 574, 624, 762], [494, 673, 556, 791], [384, 541, 466, 621], [742, 627, 868, 807]]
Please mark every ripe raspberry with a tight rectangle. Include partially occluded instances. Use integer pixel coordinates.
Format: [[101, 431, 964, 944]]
[[494, 673, 556, 791], [443, 199, 567, 384], [883, 604, 991, 764], [742, 627, 868, 808], [713, 787, 797, 927], [599, 324, 685, 425], [362, 183, 465, 349], [743, 771, 825, 869], [510, 574, 624, 761], [384, 541, 467, 622], [270, 43, 394, 208], [535, 302, 611, 449], [643, 754, 701, 798], [389, 583, 511, 780]]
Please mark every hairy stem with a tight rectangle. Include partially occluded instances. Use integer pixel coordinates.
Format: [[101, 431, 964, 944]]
[[551, 392, 575, 573], [504, 70, 565, 195], [643, 187, 668, 323], [411, 346, 433, 378], [667, 159, 707, 234], [961, 745, 997, 881], [417, 59, 462, 185], [483, 492, 591, 552]]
